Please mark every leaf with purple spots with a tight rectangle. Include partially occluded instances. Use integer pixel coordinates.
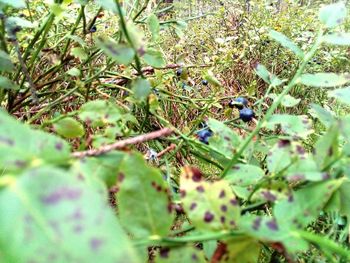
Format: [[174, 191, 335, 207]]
[[0, 110, 70, 173], [226, 164, 264, 187], [265, 114, 313, 139], [207, 118, 240, 159], [180, 167, 240, 232], [275, 179, 342, 230], [0, 166, 139, 263], [117, 153, 174, 238], [155, 246, 206, 263], [239, 214, 308, 253]]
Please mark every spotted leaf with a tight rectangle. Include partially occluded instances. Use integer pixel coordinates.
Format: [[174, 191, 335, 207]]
[[0, 109, 70, 173], [155, 246, 206, 263], [0, 166, 139, 263], [117, 153, 174, 239], [180, 167, 240, 232]]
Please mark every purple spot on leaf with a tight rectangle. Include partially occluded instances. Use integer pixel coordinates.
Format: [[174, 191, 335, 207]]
[[41, 187, 82, 205], [55, 142, 63, 151], [266, 219, 278, 231], [230, 199, 238, 206], [90, 238, 104, 251], [160, 247, 170, 258], [252, 217, 262, 230], [190, 203, 197, 210], [204, 211, 214, 223], [220, 216, 226, 223], [221, 205, 227, 212], [196, 185, 205, 193], [219, 190, 225, 198]]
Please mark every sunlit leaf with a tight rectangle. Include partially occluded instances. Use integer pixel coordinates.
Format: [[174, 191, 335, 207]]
[[53, 117, 85, 139], [328, 86, 350, 105], [323, 33, 350, 46], [299, 73, 350, 87], [319, 2, 347, 28], [266, 114, 313, 138]]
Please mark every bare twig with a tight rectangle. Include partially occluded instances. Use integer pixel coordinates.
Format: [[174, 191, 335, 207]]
[[72, 128, 174, 158]]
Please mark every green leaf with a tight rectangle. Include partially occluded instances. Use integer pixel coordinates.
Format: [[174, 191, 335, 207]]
[[328, 86, 350, 105], [299, 73, 350, 87], [266, 114, 313, 138], [132, 78, 151, 101], [0, 0, 25, 8], [117, 153, 174, 238], [0, 166, 139, 262], [71, 47, 88, 60], [275, 180, 342, 229], [0, 51, 14, 72], [239, 214, 308, 253], [269, 30, 304, 58], [323, 33, 350, 46], [226, 164, 264, 187], [326, 180, 350, 218], [180, 167, 240, 232], [207, 118, 240, 159], [96, 37, 135, 65], [96, 0, 117, 13], [155, 246, 206, 263], [67, 68, 81, 77], [71, 152, 126, 188], [254, 64, 282, 86], [147, 14, 160, 42], [53, 117, 85, 139], [217, 237, 261, 263], [0, 76, 19, 90], [143, 48, 166, 68], [203, 70, 222, 87], [0, 110, 70, 172], [281, 94, 301, 107], [78, 100, 122, 127], [314, 125, 339, 169], [308, 103, 334, 129], [319, 2, 347, 28]]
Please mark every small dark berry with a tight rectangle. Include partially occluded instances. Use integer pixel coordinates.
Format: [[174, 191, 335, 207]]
[[239, 108, 255, 122], [235, 97, 248, 107], [196, 129, 213, 144], [202, 80, 208, 85], [89, 25, 97, 33], [176, 68, 183, 77]]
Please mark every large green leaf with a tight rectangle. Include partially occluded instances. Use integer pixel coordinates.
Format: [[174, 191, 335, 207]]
[[239, 214, 308, 253], [53, 117, 85, 139], [143, 48, 166, 68], [96, 37, 135, 65], [0, 0, 25, 8], [319, 2, 347, 28], [225, 164, 264, 187], [132, 78, 151, 101], [275, 180, 342, 229], [323, 33, 350, 46], [0, 110, 70, 172], [266, 114, 313, 138], [207, 118, 240, 159], [78, 100, 123, 127], [0, 166, 139, 263], [180, 167, 240, 232], [117, 153, 174, 239], [269, 30, 304, 59], [147, 14, 160, 42], [0, 50, 14, 72], [308, 103, 334, 129], [299, 73, 350, 87], [328, 86, 350, 105]]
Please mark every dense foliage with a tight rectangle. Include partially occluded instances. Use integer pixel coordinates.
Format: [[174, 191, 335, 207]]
[[1, 0, 350, 262]]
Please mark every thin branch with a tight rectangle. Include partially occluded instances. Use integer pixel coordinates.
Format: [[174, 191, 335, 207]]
[[72, 128, 174, 158]]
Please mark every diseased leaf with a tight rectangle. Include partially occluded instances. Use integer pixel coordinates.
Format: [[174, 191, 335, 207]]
[[309, 104, 335, 128], [328, 86, 350, 105], [299, 73, 350, 87], [266, 114, 313, 138], [319, 2, 347, 28], [0, 166, 139, 263], [180, 167, 240, 232], [226, 164, 264, 187], [155, 246, 206, 263], [0, 110, 70, 173], [117, 153, 174, 239], [96, 37, 135, 65]]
